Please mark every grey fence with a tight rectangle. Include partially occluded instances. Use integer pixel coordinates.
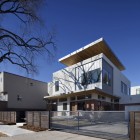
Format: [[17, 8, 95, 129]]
[[26, 111, 49, 129], [50, 111, 129, 140], [0, 111, 16, 123]]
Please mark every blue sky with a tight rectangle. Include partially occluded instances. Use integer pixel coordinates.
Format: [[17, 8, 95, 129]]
[[1, 0, 140, 86]]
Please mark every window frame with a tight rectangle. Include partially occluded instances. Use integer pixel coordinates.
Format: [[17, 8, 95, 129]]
[[55, 81, 59, 92]]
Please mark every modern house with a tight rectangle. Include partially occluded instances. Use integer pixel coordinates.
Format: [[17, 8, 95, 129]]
[[0, 72, 48, 111], [44, 38, 131, 111]]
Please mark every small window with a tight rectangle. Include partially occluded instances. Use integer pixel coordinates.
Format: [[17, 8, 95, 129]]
[[121, 81, 127, 94], [55, 81, 59, 91], [63, 103, 67, 110], [111, 99, 113, 102], [98, 95, 101, 99], [114, 99, 119, 103], [102, 96, 106, 100], [103, 69, 111, 86], [17, 95, 22, 101], [85, 94, 91, 99], [30, 83, 33, 86]]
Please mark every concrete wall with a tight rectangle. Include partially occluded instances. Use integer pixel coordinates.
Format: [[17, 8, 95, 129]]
[[3, 72, 48, 110], [120, 94, 140, 104]]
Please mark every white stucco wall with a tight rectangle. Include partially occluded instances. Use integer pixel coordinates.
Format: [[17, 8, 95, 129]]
[[3, 72, 48, 110]]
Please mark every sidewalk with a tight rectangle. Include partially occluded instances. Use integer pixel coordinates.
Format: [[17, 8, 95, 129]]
[[0, 123, 34, 136], [0, 130, 106, 140]]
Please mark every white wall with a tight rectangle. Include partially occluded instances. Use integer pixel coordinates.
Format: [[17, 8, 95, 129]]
[[0, 72, 7, 101], [3, 72, 48, 110], [131, 86, 140, 95]]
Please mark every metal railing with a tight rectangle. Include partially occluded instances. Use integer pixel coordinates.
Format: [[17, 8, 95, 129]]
[[50, 111, 129, 139]]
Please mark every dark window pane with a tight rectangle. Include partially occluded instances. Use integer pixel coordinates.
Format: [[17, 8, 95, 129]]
[[55, 81, 59, 91], [81, 68, 101, 86], [63, 103, 67, 110], [121, 81, 127, 94], [103, 69, 111, 86]]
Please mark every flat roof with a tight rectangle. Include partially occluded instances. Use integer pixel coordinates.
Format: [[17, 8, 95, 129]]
[[59, 38, 125, 71]]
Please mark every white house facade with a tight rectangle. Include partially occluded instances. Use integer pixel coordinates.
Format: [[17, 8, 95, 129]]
[[44, 38, 131, 112], [0, 72, 48, 111]]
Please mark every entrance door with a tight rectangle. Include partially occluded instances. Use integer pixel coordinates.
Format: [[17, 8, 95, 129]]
[[77, 101, 85, 110]]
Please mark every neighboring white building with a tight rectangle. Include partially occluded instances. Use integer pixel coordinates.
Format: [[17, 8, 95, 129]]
[[131, 86, 140, 95], [0, 72, 48, 111], [44, 38, 131, 111]]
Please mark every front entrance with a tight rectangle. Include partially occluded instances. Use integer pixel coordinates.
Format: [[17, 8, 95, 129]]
[[77, 101, 85, 110]]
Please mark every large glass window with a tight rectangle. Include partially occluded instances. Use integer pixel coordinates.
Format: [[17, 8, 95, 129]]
[[55, 81, 59, 91], [121, 81, 127, 94], [136, 88, 140, 95], [103, 69, 111, 86], [81, 68, 100, 86]]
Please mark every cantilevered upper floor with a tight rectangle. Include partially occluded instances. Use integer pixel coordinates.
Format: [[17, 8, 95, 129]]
[[59, 38, 125, 71]]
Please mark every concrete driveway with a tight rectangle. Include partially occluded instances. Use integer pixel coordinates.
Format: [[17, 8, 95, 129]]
[[0, 122, 34, 136], [0, 130, 106, 140]]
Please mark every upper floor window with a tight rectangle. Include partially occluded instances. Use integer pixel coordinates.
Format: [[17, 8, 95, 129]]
[[81, 68, 100, 86], [121, 81, 127, 94], [103, 69, 111, 86], [55, 81, 59, 91], [136, 88, 140, 95]]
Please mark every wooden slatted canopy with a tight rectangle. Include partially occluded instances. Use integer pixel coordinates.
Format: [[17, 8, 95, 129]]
[[59, 38, 125, 71], [44, 87, 120, 100]]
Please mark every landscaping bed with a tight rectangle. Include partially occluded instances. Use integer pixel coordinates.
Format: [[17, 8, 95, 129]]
[[0, 132, 7, 137], [20, 125, 47, 132]]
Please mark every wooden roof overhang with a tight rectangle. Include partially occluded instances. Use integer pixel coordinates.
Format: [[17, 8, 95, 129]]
[[59, 38, 125, 71], [44, 87, 120, 100]]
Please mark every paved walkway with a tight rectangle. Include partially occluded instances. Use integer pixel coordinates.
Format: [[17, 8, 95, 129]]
[[0, 130, 106, 140], [0, 123, 34, 136]]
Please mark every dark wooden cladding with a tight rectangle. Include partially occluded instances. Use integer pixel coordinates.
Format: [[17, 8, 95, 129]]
[[130, 112, 140, 140], [60, 40, 125, 71], [26, 111, 49, 129], [0, 111, 16, 123]]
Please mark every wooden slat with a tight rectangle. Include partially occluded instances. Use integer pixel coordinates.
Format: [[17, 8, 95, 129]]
[[130, 112, 135, 140]]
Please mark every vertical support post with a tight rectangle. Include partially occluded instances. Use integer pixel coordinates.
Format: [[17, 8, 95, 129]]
[[130, 112, 135, 140], [78, 111, 79, 131], [48, 111, 51, 129], [39, 112, 41, 128]]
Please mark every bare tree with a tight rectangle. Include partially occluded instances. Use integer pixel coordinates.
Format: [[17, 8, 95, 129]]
[[49, 58, 101, 95], [0, 0, 55, 74]]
